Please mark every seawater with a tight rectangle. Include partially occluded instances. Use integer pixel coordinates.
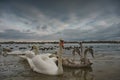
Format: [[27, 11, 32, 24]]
[[1, 43, 120, 53], [0, 43, 120, 80]]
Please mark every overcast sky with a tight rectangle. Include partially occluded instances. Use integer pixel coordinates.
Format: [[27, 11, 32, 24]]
[[0, 0, 120, 41]]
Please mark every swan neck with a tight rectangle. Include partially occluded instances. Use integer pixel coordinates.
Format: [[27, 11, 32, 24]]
[[57, 41, 63, 75]]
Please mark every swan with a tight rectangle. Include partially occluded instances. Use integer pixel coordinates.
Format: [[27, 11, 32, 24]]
[[19, 45, 57, 63], [7, 50, 26, 55], [67, 42, 94, 66], [23, 41, 63, 75], [5, 45, 39, 55], [2, 50, 26, 57], [30, 45, 39, 55], [81, 47, 94, 64]]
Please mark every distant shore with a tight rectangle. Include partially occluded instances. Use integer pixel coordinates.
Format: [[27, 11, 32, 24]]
[[0, 40, 120, 44]]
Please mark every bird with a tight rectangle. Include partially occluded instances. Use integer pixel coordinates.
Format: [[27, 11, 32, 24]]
[[71, 43, 94, 65], [19, 45, 57, 61], [80, 47, 94, 65], [30, 45, 39, 55], [23, 44, 63, 75], [5, 45, 38, 55], [72, 47, 82, 61]]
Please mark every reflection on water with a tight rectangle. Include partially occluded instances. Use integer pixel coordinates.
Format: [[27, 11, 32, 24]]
[[64, 67, 94, 80], [1, 52, 120, 80], [0, 43, 120, 80], [0, 54, 95, 80], [19, 59, 95, 80]]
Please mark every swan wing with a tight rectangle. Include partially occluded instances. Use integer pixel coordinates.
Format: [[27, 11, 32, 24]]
[[26, 58, 35, 69], [19, 55, 27, 59], [31, 55, 58, 75]]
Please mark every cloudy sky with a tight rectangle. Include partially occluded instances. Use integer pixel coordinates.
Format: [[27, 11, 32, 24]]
[[0, 0, 120, 41]]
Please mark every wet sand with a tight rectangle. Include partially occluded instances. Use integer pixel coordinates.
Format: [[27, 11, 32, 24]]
[[0, 52, 120, 80]]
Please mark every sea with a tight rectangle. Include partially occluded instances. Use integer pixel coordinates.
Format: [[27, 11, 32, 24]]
[[0, 43, 120, 80]]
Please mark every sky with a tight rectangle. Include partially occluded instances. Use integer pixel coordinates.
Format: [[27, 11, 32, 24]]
[[0, 0, 120, 41]]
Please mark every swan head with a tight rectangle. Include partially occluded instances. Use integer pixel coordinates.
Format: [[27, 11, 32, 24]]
[[31, 45, 37, 50], [25, 51, 35, 59], [31, 45, 39, 55]]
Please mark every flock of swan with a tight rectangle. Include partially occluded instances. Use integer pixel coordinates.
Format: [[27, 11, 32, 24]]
[[5, 43, 64, 75], [3, 41, 94, 76]]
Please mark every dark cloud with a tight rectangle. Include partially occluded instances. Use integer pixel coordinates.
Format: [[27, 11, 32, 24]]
[[44, 23, 120, 41], [1, 0, 119, 20], [35, 25, 48, 31], [26, 29, 31, 32], [0, 29, 40, 40], [0, 0, 120, 41], [36, 26, 41, 30], [41, 25, 48, 30]]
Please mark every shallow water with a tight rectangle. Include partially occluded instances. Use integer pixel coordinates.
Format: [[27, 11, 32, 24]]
[[0, 43, 120, 80], [0, 54, 94, 80]]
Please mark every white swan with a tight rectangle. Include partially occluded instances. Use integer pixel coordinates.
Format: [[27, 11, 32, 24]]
[[20, 41, 63, 75], [6, 42, 63, 75], [7, 50, 26, 55], [19, 49, 57, 63], [24, 44, 63, 75], [6, 45, 39, 55]]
